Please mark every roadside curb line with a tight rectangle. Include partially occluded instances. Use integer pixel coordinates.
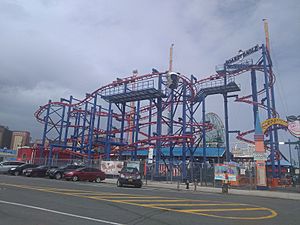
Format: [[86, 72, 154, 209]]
[[104, 179, 300, 200]]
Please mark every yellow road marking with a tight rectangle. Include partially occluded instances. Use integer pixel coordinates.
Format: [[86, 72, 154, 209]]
[[180, 207, 268, 212], [121, 199, 209, 202], [70, 193, 132, 196], [0, 182, 278, 220], [100, 196, 167, 199], [140, 203, 246, 207]]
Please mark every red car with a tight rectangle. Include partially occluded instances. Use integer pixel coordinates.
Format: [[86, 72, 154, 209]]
[[64, 167, 105, 182]]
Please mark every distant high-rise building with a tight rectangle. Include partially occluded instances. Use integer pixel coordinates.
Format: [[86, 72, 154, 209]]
[[10, 131, 30, 150], [0, 126, 12, 149]]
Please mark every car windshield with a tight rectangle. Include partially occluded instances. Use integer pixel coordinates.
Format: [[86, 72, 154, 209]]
[[122, 167, 138, 173]]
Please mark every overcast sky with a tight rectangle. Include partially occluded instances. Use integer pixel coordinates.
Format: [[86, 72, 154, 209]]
[[0, 0, 299, 157]]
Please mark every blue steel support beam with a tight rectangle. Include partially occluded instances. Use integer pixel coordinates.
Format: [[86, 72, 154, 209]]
[[148, 99, 152, 141], [182, 84, 187, 179], [58, 105, 66, 144], [42, 100, 51, 148], [105, 102, 112, 160], [72, 110, 81, 150], [155, 75, 163, 177], [169, 90, 174, 177], [262, 44, 276, 178], [64, 96, 73, 147], [41, 100, 51, 162], [134, 101, 140, 161], [88, 95, 98, 164], [131, 108, 136, 160], [223, 74, 230, 162], [202, 98, 206, 163], [96, 106, 101, 140], [251, 69, 259, 127], [120, 103, 126, 143], [269, 58, 280, 178], [81, 102, 89, 152]]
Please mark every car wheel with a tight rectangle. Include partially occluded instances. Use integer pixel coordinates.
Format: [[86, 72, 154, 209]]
[[95, 177, 101, 183], [55, 173, 62, 180], [72, 176, 78, 182], [14, 171, 20, 176], [117, 180, 122, 187]]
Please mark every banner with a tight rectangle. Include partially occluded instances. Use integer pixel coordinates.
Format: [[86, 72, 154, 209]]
[[214, 163, 238, 181], [100, 161, 124, 175], [126, 161, 141, 171]]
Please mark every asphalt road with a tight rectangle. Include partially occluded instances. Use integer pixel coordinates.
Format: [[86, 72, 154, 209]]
[[0, 175, 299, 225]]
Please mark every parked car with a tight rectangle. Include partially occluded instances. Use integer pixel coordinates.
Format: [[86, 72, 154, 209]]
[[48, 164, 85, 180], [117, 167, 142, 188], [8, 163, 39, 176], [0, 161, 25, 174], [64, 167, 105, 182], [24, 165, 57, 177]]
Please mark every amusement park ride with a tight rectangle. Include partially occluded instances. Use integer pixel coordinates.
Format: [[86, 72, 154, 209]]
[[33, 20, 284, 182]]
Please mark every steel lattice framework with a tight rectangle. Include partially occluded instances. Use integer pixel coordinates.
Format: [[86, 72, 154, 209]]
[[34, 43, 280, 179]]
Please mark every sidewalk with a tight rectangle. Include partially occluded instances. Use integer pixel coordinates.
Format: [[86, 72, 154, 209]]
[[104, 178, 300, 201]]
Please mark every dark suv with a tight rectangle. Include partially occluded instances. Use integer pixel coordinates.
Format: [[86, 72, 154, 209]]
[[117, 167, 142, 188], [48, 164, 85, 180]]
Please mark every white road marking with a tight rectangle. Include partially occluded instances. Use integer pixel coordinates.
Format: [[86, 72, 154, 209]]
[[0, 200, 124, 225]]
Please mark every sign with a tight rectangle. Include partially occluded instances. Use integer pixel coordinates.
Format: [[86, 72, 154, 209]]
[[100, 161, 124, 175], [253, 152, 268, 161], [225, 45, 260, 65], [287, 115, 300, 138], [148, 147, 154, 163], [0, 149, 17, 155], [232, 142, 255, 158], [256, 162, 267, 187], [261, 118, 288, 134], [214, 163, 238, 181], [126, 161, 141, 171]]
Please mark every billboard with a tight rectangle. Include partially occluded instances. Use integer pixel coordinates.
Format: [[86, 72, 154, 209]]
[[100, 161, 124, 175], [214, 163, 238, 181]]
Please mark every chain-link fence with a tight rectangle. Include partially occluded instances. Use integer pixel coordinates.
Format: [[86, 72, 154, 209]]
[[30, 157, 102, 168]]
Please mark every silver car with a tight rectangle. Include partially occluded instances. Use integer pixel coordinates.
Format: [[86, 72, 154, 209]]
[[0, 161, 25, 174]]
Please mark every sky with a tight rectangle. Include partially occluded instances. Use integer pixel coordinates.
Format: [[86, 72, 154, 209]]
[[0, 0, 299, 158]]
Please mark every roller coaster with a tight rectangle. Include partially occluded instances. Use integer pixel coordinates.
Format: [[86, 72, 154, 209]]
[[34, 26, 281, 179]]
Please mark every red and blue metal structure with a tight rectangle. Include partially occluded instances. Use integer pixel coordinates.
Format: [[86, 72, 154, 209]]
[[34, 38, 280, 180]]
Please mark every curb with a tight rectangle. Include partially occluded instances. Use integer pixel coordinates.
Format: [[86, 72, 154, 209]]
[[104, 179, 300, 200]]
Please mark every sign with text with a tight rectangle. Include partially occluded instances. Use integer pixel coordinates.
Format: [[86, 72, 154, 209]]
[[100, 161, 124, 175], [253, 152, 268, 161]]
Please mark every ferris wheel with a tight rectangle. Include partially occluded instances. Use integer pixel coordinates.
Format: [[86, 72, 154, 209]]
[[205, 112, 225, 147]]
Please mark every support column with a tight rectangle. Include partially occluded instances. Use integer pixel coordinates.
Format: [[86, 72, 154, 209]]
[[182, 84, 187, 179], [81, 102, 89, 151], [169, 90, 174, 178], [251, 69, 258, 127], [223, 74, 230, 162], [64, 96, 73, 146], [262, 44, 275, 178], [202, 98, 206, 163], [105, 102, 112, 160], [155, 75, 163, 177], [58, 105, 66, 144], [134, 101, 140, 161]]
